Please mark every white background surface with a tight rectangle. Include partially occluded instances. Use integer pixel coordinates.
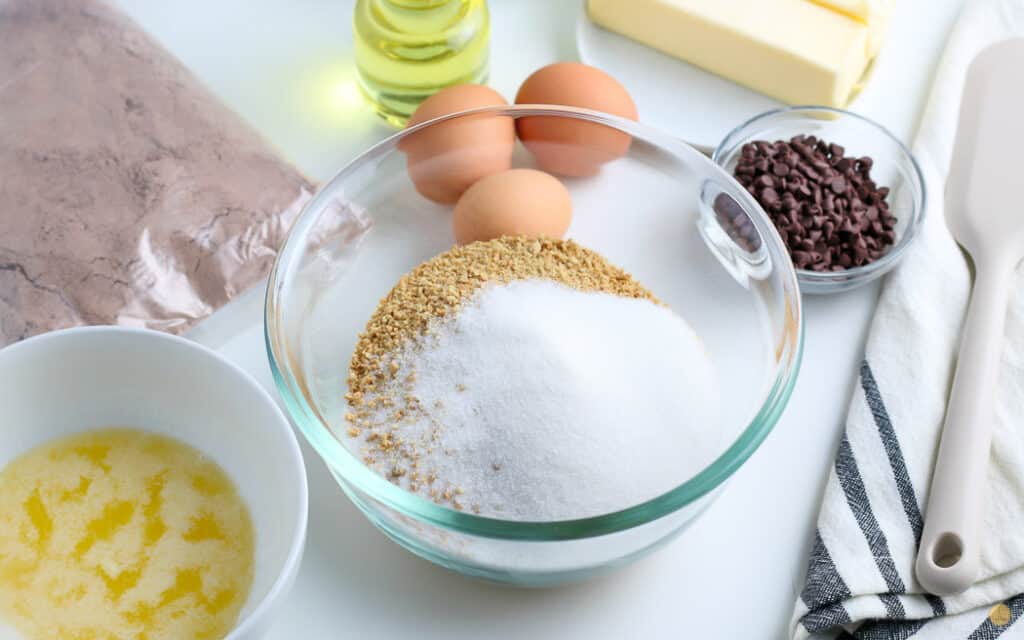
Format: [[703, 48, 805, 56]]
[[111, 1, 964, 637]]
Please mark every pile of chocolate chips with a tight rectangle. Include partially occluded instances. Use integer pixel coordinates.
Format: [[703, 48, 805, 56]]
[[733, 135, 897, 271]]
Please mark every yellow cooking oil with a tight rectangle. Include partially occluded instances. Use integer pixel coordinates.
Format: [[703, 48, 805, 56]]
[[353, 0, 489, 127], [0, 428, 254, 640]]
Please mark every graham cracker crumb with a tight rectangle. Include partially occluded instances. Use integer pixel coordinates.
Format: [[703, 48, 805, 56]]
[[343, 236, 660, 511], [347, 237, 658, 400]]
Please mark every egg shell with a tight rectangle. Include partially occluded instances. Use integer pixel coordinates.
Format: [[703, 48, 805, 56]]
[[452, 169, 572, 245], [400, 84, 515, 205], [514, 62, 638, 177]]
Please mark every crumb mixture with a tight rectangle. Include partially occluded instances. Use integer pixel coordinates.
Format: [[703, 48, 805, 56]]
[[347, 236, 659, 400], [342, 237, 688, 512]]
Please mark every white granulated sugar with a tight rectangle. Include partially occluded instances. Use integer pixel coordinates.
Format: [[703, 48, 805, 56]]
[[355, 279, 721, 522]]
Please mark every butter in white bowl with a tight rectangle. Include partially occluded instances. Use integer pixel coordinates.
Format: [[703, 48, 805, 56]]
[[0, 327, 308, 640], [586, 0, 894, 107], [0, 428, 256, 640]]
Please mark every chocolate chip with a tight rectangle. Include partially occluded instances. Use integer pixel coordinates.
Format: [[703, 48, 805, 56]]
[[733, 136, 897, 272]]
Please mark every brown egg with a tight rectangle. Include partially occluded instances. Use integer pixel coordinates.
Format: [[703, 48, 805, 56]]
[[400, 84, 515, 205], [514, 62, 638, 177], [452, 169, 572, 245]]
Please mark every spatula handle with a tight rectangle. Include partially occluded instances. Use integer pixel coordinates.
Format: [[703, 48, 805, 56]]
[[916, 259, 1012, 595]]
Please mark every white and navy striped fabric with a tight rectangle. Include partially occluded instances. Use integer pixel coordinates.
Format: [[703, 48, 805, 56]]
[[791, 1, 1024, 638]]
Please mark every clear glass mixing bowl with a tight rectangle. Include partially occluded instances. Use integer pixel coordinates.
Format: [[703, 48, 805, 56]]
[[265, 105, 803, 585]]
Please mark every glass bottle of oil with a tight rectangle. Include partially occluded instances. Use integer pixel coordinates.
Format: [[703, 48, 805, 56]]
[[353, 0, 489, 127]]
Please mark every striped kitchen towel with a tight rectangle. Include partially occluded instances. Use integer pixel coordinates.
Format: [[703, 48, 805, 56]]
[[791, 1, 1024, 638]]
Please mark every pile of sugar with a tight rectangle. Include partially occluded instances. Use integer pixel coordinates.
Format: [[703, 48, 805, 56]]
[[347, 236, 658, 397], [349, 279, 721, 521]]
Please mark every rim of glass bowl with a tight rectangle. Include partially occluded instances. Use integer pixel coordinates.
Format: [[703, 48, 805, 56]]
[[265, 104, 804, 541], [713, 105, 926, 285]]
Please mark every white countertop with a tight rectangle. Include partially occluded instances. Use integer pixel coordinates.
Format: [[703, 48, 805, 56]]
[[113, 1, 965, 637]]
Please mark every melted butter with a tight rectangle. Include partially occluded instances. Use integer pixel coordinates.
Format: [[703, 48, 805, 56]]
[[189, 468, 231, 497], [73, 500, 136, 559], [60, 476, 93, 502], [142, 472, 168, 546], [183, 512, 227, 543], [66, 442, 113, 472], [0, 428, 255, 640], [22, 489, 53, 551]]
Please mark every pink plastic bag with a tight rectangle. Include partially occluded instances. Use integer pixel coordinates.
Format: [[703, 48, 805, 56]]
[[0, 0, 315, 344]]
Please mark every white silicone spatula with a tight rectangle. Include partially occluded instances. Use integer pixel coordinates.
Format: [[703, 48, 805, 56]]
[[916, 38, 1024, 596]]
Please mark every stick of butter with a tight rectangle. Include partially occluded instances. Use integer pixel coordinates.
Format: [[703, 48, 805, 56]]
[[810, 0, 895, 55], [587, 0, 887, 107]]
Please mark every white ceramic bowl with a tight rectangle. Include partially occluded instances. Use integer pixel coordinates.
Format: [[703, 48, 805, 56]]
[[0, 327, 307, 640]]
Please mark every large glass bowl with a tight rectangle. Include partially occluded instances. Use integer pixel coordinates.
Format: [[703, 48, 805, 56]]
[[265, 105, 803, 586]]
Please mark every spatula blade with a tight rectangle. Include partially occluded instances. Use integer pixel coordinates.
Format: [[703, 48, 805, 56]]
[[946, 38, 1024, 256]]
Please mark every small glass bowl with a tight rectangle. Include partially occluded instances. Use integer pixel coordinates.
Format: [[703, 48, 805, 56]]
[[713, 106, 926, 295], [265, 105, 803, 585]]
